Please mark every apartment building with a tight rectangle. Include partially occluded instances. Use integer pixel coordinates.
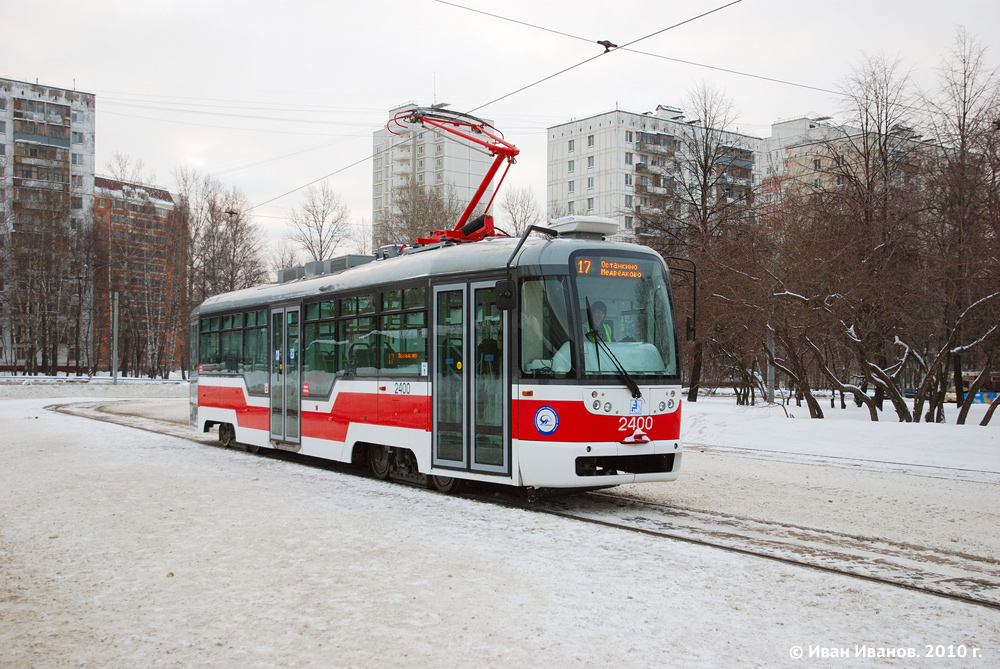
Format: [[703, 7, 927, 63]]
[[546, 105, 760, 241], [372, 103, 495, 243], [92, 177, 187, 377], [0, 77, 96, 373]]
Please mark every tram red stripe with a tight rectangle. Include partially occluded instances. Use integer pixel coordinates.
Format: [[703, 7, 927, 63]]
[[513, 399, 681, 442], [200, 386, 680, 444]]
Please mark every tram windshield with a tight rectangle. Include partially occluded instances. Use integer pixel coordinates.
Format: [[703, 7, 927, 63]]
[[571, 253, 679, 378]]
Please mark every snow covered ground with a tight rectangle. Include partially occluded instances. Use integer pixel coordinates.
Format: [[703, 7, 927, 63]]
[[1, 380, 998, 667]]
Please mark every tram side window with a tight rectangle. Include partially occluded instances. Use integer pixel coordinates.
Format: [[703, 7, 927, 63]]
[[243, 313, 268, 394], [520, 277, 575, 377], [221, 325, 243, 373], [380, 311, 427, 375], [199, 317, 221, 372], [339, 316, 377, 376], [302, 318, 337, 396]]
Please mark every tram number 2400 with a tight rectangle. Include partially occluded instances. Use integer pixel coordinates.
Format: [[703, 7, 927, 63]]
[[393, 382, 412, 395], [619, 415, 654, 431]]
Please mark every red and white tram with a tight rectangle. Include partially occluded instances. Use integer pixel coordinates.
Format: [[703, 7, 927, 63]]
[[190, 216, 683, 491]]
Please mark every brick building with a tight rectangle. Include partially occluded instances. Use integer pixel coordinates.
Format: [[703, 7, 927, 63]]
[[92, 177, 188, 377]]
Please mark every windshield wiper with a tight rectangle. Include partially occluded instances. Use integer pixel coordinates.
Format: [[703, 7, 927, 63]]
[[585, 298, 642, 399]]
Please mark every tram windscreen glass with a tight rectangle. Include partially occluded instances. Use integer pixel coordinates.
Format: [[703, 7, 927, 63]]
[[572, 254, 679, 377]]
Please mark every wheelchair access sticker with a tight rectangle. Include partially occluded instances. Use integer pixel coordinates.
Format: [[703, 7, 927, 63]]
[[534, 406, 559, 436]]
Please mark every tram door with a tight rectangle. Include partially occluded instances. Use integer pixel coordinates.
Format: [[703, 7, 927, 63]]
[[269, 306, 301, 445], [432, 281, 509, 475]]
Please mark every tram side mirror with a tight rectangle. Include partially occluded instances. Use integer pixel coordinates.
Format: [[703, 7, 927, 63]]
[[686, 316, 695, 342], [495, 279, 516, 311]]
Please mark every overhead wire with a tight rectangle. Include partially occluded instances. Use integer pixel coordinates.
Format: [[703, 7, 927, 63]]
[[468, 0, 747, 112], [250, 0, 751, 212]]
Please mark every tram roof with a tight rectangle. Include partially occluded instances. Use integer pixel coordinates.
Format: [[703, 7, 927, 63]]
[[195, 235, 662, 316]]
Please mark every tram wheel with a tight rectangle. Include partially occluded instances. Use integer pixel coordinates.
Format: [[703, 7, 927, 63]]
[[219, 423, 234, 448], [430, 475, 462, 494], [368, 444, 392, 480]]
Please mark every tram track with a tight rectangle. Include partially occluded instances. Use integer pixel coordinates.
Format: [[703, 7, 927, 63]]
[[54, 399, 1000, 612], [482, 489, 1000, 612]]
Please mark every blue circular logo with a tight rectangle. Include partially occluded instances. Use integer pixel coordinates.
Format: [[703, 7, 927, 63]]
[[534, 406, 559, 436]]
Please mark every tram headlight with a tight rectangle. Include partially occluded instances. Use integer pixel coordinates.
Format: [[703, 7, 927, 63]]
[[593, 400, 601, 410], [604, 402, 612, 412], [667, 399, 675, 410], [658, 401, 666, 412]]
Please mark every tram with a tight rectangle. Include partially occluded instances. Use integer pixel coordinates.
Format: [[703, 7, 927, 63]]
[[190, 216, 684, 491]]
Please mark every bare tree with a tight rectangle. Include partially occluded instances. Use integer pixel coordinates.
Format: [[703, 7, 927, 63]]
[[349, 217, 373, 256], [270, 237, 302, 278], [636, 83, 758, 402], [376, 182, 467, 247], [287, 182, 351, 262], [497, 186, 542, 236], [175, 170, 268, 304]]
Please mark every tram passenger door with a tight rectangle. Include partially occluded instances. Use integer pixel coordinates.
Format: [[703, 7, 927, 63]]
[[432, 282, 509, 475], [269, 306, 301, 446]]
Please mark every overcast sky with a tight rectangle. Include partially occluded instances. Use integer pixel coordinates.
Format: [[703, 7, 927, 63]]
[[4, 0, 998, 248]]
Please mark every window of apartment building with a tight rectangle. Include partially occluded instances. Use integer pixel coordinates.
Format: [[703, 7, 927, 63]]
[[836, 175, 844, 186], [435, 144, 443, 154], [435, 158, 442, 168], [625, 173, 633, 186], [625, 152, 633, 165], [587, 156, 594, 169], [0, 121, 5, 133], [568, 181, 575, 193], [568, 160, 575, 173], [625, 195, 632, 207], [375, 185, 382, 195], [71, 196, 83, 210], [375, 198, 382, 208], [417, 145, 424, 154], [71, 131, 84, 144], [417, 174, 424, 182], [587, 177, 594, 189], [587, 135, 594, 148], [587, 198, 594, 211], [835, 154, 844, 167], [71, 175, 83, 188], [0, 145, 5, 156], [71, 153, 83, 165], [625, 130, 633, 143], [436, 172, 443, 182], [375, 158, 382, 168], [813, 159, 821, 171], [567, 201, 575, 214], [417, 159, 424, 169], [0, 98, 6, 110], [71, 111, 82, 123], [568, 139, 575, 152], [624, 216, 633, 229], [375, 172, 382, 182]]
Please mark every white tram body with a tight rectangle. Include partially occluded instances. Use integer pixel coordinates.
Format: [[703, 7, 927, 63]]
[[191, 218, 683, 489]]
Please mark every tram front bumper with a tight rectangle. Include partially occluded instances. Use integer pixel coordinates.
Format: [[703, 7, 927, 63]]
[[517, 439, 682, 488]]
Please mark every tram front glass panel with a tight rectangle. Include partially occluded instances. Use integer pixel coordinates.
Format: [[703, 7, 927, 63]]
[[571, 254, 679, 379]]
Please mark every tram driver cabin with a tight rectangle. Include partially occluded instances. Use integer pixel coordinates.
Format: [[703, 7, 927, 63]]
[[190, 216, 684, 492]]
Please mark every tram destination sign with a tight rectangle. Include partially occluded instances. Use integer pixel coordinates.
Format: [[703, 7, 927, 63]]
[[575, 257, 644, 279]]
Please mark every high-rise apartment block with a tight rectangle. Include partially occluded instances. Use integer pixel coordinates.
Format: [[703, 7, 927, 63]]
[[0, 78, 96, 373], [372, 103, 495, 243], [547, 105, 760, 240]]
